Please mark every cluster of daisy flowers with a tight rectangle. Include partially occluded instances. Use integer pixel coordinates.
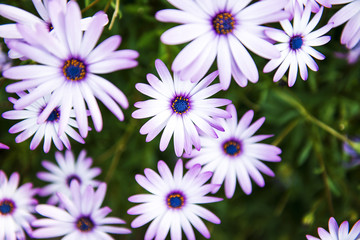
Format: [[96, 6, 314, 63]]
[[0, 0, 360, 239]]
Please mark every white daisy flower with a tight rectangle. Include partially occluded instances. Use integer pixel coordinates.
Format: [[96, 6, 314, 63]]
[[263, 5, 333, 86], [37, 149, 101, 205], [185, 104, 281, 198], [0, 171, 38, 239], [2, 92, 85, 153], [128, 159, 222, 240]]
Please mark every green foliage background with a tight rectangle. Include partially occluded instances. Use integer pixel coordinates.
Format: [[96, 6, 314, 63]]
[[1, 0, 360, 239]]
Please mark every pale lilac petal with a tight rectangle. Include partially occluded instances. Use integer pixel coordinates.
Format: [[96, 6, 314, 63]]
[[234, 29, 281, 59], [288, 58, 298, 87], [65, 1, 82, 55], [80, 11, 108, 58], [0, 4, 42, 24], [161, 23, 211, 45], [172, 31, 213, 71], [155, 9, 205, 24], [329, 1, 360, 27], [86, 35, 121, 64], [217, 37, 232, 90], [4, 65, 59, 80], [228, 34, 258, 83]]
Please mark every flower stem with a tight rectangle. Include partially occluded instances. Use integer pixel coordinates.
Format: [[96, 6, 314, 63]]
[[274, 89, 358, 151], [271, 119, 298, 146], [108, 0, 121, 30], [81, 0, 100, 13], [312, 126, 334, 216]]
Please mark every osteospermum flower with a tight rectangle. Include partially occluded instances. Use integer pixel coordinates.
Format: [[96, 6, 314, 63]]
[[0, 44, 11, 72], [132, 59, 231, 157], [156, 0, 290, 89], [306, 217, 360, 240], [2, 91, 84, 153], [0, 0, 105, 59], [285, 0, 331, 15], [336, 42, 360, 64], [185, 104, 281, 198], [3, 0, 139, 138], [329, 0, 360, 49], [37, 150, 101, 205], [128, 159, 222, 240], [0, 171, 38, 239], [263, 5, 333, 87], [32, 181, 131, 239]]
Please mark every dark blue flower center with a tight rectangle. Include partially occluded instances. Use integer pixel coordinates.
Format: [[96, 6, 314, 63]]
[[63, 59, 86, 81], [47, 23, 54, 32], [166, 192, 185, 209], [213, 12, 235, 35], [46, 108, 60, 122], [290, 36, 303, 50], [223, 140, 242, 156], [172, 96, 190, 114], [66, 174, 82, 187], [0, 199, 16, 215], [76, 216, 94, 232]]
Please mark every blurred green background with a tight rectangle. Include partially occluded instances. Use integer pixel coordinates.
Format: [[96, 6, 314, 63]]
[[1, 0, 360, 239]]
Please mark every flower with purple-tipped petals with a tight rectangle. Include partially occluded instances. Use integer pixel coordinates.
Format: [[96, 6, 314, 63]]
[[185, 104, 281, 198], [132, 59, 231, 157], [128, 159, 222, 240], [2, 91, 85, 153], [156, 0, 290, 89], [263, 5, 333, 87], [0, 170, 38, 239], [336, 41, 360, 64], [0, 44, 11, 71], [306, 217, 360, 240], [329, 0, 360, 49], [0, 0, 106, 59], [32, 181, 131, 239], [285, 0, 331, 15], [3, 0, 139, 138], [37, 150, 101, 205]]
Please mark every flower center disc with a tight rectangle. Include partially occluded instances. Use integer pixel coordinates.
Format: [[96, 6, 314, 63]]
[[47, 23, 54, 32], [290, 36, 303, 50], [63, 59, 86, 81], [66, 174, 82, 187], [223, 140, 242, 156], [46, 108, 60, 122], [0, 199, 16, 215], [166, 192, 185, 209], [172, 96, 190, 115], [213, 12, 235, 35], [76, 216, 94, 232]]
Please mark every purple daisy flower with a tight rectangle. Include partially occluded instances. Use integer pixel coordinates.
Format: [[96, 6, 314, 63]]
[[306, 217, 360, 240], [2, 91, 84, 153], [37, 150, 101, 205], [156, 0, 290, 89], [329, 0, 360, 49], [285, 0, 331, 15], [335, 41, 360, 64], [0, 0, 104, 59], [3, 0, 139, 138], [128, 159, 222, 240], [132, 59, 231, 157], [0, 44, 11, 72], [0, 170, 38, 239], [263, 5, 333, 87], [32, 181, 131, 239], [0, 143, 10, 149], [185, 104, 281, 198]]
